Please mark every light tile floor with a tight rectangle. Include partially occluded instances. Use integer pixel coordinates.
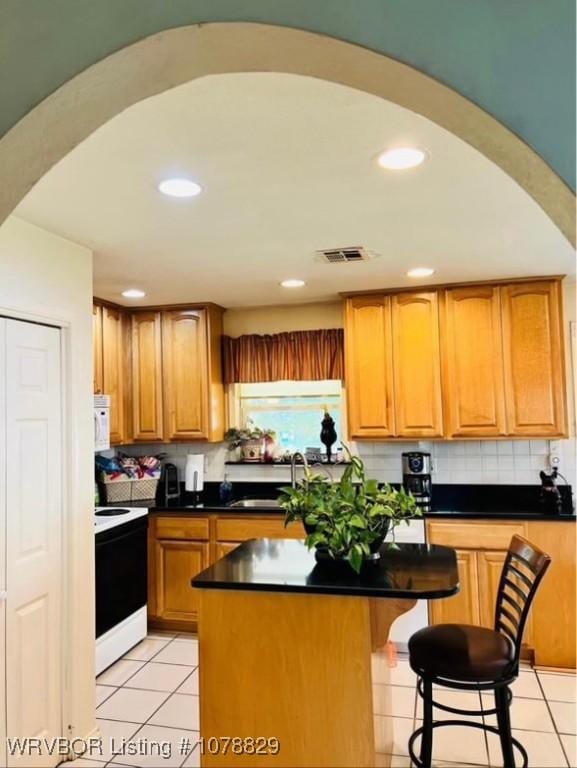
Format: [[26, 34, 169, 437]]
[[67, 635, 576, 768]]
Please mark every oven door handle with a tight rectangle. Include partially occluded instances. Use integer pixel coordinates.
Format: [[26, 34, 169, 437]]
[[95, 520, 148, 548]]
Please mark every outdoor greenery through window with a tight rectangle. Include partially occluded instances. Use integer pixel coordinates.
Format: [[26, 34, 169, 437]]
[[237, 380, 343, 455]]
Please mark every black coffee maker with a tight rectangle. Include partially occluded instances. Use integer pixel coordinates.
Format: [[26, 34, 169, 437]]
[[402, 452, 432, 513]]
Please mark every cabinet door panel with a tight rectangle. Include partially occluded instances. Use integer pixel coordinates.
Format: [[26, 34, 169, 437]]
[[501, 281, 567, 436], [345, 296, 395, 438], [442, 286, 506, 437], [102, 306, 126, 444], [155, 540, 210, 623], [392, 292, 443, 437], [477, 550, 506, 630], [132, 312, 163, 441], [429, 549, 480, 626], [93, 304, 103, 394], [163, 310, 208, 440]]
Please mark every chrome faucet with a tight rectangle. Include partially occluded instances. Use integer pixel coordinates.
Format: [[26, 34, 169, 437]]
[[290, 451, 309, 488]]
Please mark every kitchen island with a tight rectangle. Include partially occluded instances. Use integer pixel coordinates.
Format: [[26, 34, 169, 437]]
[[192, 538, 459, 768]]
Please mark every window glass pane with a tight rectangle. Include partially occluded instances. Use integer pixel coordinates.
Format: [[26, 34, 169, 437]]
[[238, 382, 343, 454]]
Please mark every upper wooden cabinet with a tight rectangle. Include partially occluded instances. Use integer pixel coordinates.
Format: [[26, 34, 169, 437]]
[[344, 278, 568, 439], [93, 304, 103, 395], [94, 302, 224, 445], [345, 295, 395, 438], [101, 305, 128, 445], [162, 307, 224, 442], [441, 285, 506, 437], [392, 292, 443, 438], [132, 311, 164, 442], [501, 280, 567, 436], [163, 310, 207, 441]]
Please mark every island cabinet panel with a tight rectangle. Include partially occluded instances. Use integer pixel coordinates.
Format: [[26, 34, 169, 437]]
[[93, 304, 103, 395], [441, 285, 506, 437], [162, 310, 207, 441], [429, 549, 480, 626], [501, 281, 567, 436], [392, 291, 443, 437], [131, 311, 164, 441], [101, 305, 128, 445], [345, 295, 395, 438]]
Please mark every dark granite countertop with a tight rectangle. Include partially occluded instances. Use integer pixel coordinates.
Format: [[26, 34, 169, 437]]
[[102, 501, 575, 522], [100, 482, 575, 521], [191, 538, 460, 598]]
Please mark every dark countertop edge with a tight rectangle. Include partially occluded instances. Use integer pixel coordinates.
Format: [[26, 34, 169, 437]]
[[423, 511, 575, 522], [146, 506, 575, 522], [190, 579, 460, 599]]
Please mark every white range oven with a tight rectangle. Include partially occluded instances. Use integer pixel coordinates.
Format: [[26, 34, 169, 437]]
[[94, 507, 148, 674]]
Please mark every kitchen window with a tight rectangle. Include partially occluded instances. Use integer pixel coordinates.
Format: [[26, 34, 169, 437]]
[[233, 380, 344, 454]]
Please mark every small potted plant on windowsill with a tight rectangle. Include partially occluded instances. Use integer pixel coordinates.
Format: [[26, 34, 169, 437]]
[[279, 452, 420, 573], [224, 423, 276, 463]]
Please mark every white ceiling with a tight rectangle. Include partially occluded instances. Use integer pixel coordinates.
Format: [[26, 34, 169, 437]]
[[16, 73, 575, 308]]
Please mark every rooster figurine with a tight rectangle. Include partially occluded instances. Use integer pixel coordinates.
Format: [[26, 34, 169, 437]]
[[320, 409, 337, 464]]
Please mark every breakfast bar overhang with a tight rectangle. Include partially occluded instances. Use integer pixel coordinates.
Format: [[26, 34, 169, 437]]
[[192, 538, 459, 768]]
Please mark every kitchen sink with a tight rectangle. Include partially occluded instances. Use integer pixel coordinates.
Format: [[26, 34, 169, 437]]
[[227, 498, 281, 509]]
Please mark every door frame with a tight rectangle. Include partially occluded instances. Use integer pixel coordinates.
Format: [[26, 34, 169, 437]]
[[0, 305, 78, 758]]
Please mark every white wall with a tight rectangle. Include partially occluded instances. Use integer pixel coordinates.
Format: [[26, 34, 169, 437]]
[[0, 216, 95, 740], [118, 437, 570, 488], [223, 301, 342, 336]]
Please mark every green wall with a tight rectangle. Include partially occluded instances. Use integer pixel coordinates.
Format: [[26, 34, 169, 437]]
[[0, 0, 575, 189]]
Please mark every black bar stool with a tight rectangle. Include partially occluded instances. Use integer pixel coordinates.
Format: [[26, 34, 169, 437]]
[[408, 535, 551, 768]]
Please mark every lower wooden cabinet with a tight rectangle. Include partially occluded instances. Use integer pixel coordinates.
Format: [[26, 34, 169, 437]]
[[426, 519, 573, 668], [148, 513, 305, 632], [215, 541, 240, 559], [153, 539, 210, 626], [343, 278, 568, 440], [429, 548, 480, 627]]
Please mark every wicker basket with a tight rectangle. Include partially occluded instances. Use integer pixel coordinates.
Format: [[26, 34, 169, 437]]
[[99, 474, 159, 503]]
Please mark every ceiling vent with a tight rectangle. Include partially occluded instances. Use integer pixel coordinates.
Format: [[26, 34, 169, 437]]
[[315, 246, 375, 264]]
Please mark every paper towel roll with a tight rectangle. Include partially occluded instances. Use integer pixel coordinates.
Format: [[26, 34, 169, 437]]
[[185, 454, 204, 492]]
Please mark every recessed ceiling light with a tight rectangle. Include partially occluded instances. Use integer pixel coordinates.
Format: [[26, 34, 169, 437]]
[[377, 147, 427, 170], [280, 279, 306, 288], [407, 267, 435, 279], [121, 288, 146, 299], [158, 178, 202, 198]]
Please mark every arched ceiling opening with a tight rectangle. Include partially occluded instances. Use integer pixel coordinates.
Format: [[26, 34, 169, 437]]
[[15, 71, 574, 307]]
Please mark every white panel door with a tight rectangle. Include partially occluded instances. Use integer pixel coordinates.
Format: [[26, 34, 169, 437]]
[[5, 319, 62, 768]]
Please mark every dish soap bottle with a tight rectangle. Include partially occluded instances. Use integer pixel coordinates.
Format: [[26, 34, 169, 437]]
[[219, 474, 233, 505]]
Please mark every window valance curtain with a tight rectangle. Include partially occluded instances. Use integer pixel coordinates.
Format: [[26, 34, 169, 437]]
[[222, 328, 344, 383]]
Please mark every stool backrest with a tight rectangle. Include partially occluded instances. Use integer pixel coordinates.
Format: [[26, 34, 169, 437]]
[[494, 535, 551, 665]]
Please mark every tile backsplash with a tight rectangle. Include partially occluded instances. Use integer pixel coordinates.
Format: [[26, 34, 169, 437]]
[[115, 438, 576, 488]]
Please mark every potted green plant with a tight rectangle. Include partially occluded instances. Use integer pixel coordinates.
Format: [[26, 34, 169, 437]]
[[224, 423, 276, 463], [279, 453, 420, 573]]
